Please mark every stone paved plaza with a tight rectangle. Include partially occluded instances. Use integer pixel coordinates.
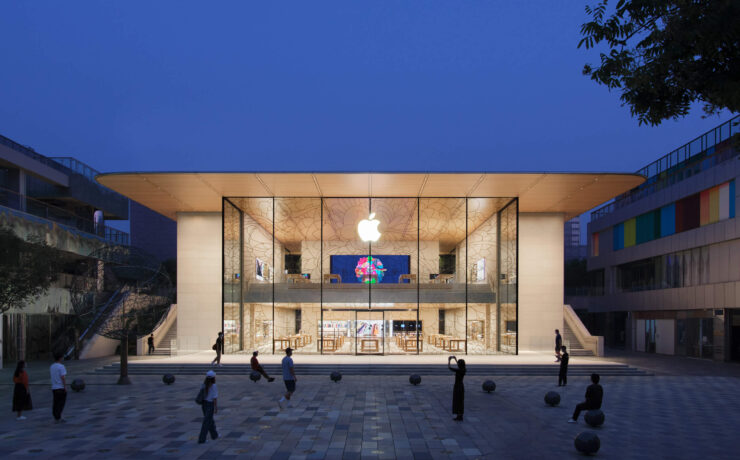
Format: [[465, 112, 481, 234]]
[[1, 367, 739, 459]]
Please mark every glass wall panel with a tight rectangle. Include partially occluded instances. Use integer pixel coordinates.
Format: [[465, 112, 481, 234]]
[[466, 198, 506, 354], [370, 198, 419, 353], [230, 198, 275, 354], [223, 199, 242, 353], [274, 198, 321, 353], [223, 194, 518, 356], [498, 200, 518, 353], [321, 198, 371, 354], [419, 198, 467, 354]]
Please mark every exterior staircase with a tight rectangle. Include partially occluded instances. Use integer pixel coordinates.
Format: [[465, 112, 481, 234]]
[[93, 361, 649, 377], [563, 322, 594, 357], [151, 319, 177, 356]]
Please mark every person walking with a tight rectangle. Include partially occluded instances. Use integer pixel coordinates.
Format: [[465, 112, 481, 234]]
[[198, 370, 219, 443], [147, 334, 155, 355], [555, 329, 563, 362], [558, 346, 569, 387], [211, 332, 223, 367], [251, 351, 275, 382], [12, 360, 32, 420], [448, 355, 466, 421], [568, 373, 603, 423], [50, 352, 67, 423], [278, 348, 296, 409]]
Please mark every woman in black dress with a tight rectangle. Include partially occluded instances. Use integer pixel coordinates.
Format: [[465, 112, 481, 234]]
[[448, 356, 466, 421]]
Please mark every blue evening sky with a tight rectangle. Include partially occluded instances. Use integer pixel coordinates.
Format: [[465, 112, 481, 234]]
[[0, 1, 734, 175]]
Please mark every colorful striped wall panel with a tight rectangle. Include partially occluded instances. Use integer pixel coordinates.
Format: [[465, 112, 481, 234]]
[[609, 180, 735, 252]]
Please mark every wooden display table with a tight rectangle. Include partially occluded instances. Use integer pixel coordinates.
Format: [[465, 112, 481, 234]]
[[323, 274, 342, 284], [360, 338, 379, 353], [446, 339, 466, 352], [402, 337, 422, 352], [321, 338, 337, 352], [274, 338, 291, 350]]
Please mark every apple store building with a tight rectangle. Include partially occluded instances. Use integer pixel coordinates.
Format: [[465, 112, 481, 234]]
[[98, 172, 643, 356]]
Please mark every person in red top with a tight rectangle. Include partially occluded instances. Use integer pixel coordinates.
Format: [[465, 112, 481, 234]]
[[250, 351, 275, 382], [12, 360, 32, 420]]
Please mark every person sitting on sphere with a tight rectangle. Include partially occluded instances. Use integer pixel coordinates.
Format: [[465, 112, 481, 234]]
[[568, 373, 603, 423]]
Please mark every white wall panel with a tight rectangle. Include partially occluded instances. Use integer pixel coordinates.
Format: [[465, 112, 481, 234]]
[[518, 213, 564, 351]]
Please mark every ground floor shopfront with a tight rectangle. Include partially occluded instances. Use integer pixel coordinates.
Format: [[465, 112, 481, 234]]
[[97, 172, 643, 356]]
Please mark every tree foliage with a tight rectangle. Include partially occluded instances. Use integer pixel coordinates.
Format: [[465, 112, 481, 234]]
[[579, 0, 740, 125], [0, 225, 63, 313]]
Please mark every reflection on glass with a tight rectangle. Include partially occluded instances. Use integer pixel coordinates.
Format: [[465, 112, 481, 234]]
[[222, 196, 518, 355]]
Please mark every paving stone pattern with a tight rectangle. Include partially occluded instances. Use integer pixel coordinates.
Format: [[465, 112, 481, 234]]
[[1, 374, 738, 459]]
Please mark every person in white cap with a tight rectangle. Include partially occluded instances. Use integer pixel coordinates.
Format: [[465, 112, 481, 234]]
[[198, 370, 219, 444]]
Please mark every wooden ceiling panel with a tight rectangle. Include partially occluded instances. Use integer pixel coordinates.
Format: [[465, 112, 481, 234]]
[[473, 174, 543, 197], [314, 174, 370, 196], [257, 173, 318, 196], [198, 173, 268, 197], [96, 172, 645, 222], [421, 174, 482, 197], [370, 174, 426, 197]]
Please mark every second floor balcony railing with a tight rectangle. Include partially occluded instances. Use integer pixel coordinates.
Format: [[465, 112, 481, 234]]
[[0, 186, 129, 246]]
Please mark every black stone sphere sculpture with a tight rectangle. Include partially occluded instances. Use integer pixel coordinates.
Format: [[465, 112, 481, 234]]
[[162, 374, 175, 385], [585, 409, 605, 427], [409, 374, 422, 386], [330, 371, 342, 383], [574, 431, 600, 455], [482, 380, 496, 393], [249, 371, 262, 383], [71, 379, 86, 392], [545, 391, 561, 406]]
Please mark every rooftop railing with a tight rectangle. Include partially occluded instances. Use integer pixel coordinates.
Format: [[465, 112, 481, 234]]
[[0, 186, 129, 246], [50, 157, 101, 182], [591, 116, 740, 221], [0, 134, 72, 175]]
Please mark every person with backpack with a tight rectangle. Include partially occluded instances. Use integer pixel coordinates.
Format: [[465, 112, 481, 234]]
[[12, 360, 32, 420], [211, 332, 223, 367], [197, 370, 219, 443]]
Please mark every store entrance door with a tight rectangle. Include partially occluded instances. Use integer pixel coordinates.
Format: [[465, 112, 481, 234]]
[[356, 310, 384, 355]]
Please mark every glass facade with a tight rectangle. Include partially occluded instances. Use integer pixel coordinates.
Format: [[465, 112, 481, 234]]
[[222, 196, 518, 355]]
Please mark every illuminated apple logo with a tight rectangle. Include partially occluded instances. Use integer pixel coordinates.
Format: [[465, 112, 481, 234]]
[[358, 213, 381, 242]]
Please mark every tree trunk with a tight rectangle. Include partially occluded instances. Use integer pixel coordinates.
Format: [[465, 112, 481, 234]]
[[118, 335, 131, 385]]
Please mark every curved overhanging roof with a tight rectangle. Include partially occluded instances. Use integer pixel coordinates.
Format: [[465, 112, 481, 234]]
[[96, 172, 645, 220]]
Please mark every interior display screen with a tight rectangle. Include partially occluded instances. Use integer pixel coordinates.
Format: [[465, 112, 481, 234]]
[[330, 255, 410, 284]]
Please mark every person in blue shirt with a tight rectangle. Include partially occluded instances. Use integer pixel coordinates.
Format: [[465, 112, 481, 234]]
[[278, 348, 296, 409]]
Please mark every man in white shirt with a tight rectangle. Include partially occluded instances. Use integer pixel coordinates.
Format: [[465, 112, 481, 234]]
[[278, 348, 296, 409], [50, 352, 67, 423]]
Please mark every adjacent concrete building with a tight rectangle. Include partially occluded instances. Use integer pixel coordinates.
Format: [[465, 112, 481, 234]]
[[572, 116, 740, 362]]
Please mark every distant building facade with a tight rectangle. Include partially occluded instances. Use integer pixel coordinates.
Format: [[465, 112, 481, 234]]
[[130, 201, 176, 262], [0, 133, 133, 362], [570, 116, 740, 362], [564, 217, 586, 261]]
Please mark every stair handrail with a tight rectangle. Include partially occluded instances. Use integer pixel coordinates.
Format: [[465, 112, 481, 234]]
[[153, 303, 177, 349], [563, 304, 604, 357], [63, 287, 128, 359]]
